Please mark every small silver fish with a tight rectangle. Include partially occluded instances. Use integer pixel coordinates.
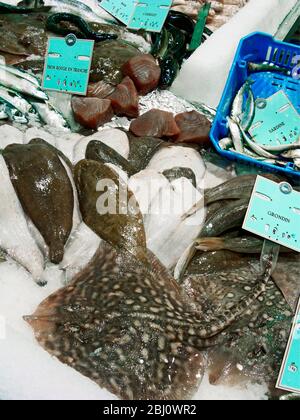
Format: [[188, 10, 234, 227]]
[[0, 103, 8, 119], [231, 79, 254, 123], [0, 63, 41, 88], [239, 125, 276, 159], [31, 101, 70, 131], [241, 88, 255, 131], [227, 118, 244, 154], [0, 100, 28, 124], [0, 86, 39, 121], [0, 67, 48, 101]]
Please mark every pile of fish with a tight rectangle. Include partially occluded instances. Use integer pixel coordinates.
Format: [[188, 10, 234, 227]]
[[174, 175, 300, 397], [0, 64, 70, 130], [220, 63, 300, 170]]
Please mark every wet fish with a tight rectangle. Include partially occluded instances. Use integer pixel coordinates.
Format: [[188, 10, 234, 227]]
[[0, 66, 48, 101], [182, 250, 292, 396], [174, 111, 211, 145], [0, 85, 39, 121], [200, 199, 249, 238], [108, 76, 139, 119], [75, 159, 146, 259], [127, 132, 165, 174], [85, 140, 135, 176], [31, 101, 70, 131], [240, 125, 277, 159], [231, 80, 253, 123], [163, 167, 197, 188], [248, 62, 289, 75], [122, 54, 161, 95], [26, 235, 273, 400], [3, 143, 74, 264], [240, 87, 255, 131], [205, 174, 282, 205], [71, 97, 114, 130], [0, 155, 44, 281], [227, 118, 243, 154], [196, 236, 293, 255], [90, 40, 141, 85], [0, 63, 40, 88], [272, 254, 300, 312], [4, 105, 28, 124]]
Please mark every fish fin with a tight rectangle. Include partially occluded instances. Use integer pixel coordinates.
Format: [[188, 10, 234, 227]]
[[195, 237, 225, 252]]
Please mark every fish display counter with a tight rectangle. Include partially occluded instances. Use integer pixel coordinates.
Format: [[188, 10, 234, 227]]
[[0, 0, 299, 402]]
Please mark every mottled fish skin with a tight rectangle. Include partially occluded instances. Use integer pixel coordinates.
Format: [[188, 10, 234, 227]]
[[27, 242, 273, 400], [182, 251, 293, 396], [85, 140, 135, 177], [74, 159, 146, 261], [3, 143, 74, 264]]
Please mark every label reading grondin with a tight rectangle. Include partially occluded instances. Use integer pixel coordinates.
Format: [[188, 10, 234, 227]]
[[243, 176, 300, 252]]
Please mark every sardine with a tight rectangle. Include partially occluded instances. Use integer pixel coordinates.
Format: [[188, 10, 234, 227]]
[[31, 101, 70, 131], [0, 85, 39, 121], [231, 79, 253, 122], [4, 105, 28, 124], [241, 87, 255, 131], [0, 63, 40, 88], [248, 62, 289, 75], [0, 103, 8, 120], [227, 118, 244, 153], [0, 66, 48, 101], [239, 125, 276, 159]]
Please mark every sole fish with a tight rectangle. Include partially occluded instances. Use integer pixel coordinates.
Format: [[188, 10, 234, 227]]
[[3, 143, 74, 264], [0, 155, 44, 281]]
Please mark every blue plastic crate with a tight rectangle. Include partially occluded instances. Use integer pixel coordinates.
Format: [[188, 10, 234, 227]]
[[210, 32, 300, 179]]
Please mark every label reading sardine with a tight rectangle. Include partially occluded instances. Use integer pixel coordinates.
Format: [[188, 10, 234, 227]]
[[100, 0, 172, 33], [249, 91, 300, 147], [42, 36, 94, 96], [243, 176, 300, 252], [277, 298, 300, 394]]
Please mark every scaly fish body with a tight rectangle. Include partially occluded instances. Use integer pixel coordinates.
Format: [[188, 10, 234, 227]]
[[182, 250, 292, 396], [26, 162, 274, 400], [0, 66, 48, 101], [26, 240, 273, 400], [31, 101, 70, 131], [227, 117, 244, 154], [0, 64, 40, 88], [231, 80, 253, 123], [200, 199, 250, 238], [0, 85, 39, 121]]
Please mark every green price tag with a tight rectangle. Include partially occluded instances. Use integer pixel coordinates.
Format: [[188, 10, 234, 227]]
[[100, 0, 172, 33], [243, 176, 300, 253], [277, 298, 300, 394], [249, 91, 300, 147], [42, 35, 94, 95]]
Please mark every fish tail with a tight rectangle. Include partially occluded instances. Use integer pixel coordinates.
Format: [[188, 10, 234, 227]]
[[192, 259, 273, 343], [195, 237, 225, 251]]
